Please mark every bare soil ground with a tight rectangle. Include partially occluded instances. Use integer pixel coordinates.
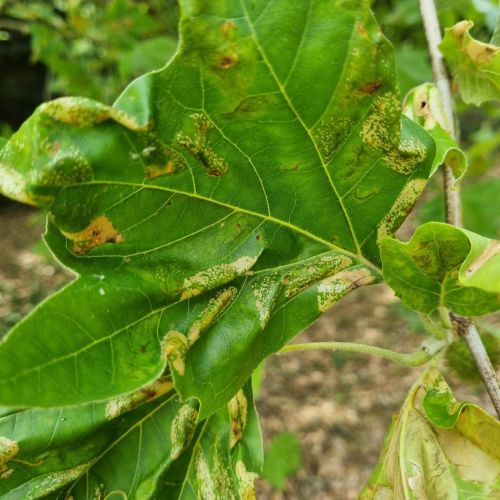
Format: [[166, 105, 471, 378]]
[[0, 201, 496, 499]]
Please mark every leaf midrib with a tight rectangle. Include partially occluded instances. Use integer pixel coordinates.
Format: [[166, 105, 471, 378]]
[[66, 179, 380, 273], [238, 0, 362, 254]]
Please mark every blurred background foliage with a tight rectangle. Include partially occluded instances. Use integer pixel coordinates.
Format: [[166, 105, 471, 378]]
[[0, 0, 179, 126]]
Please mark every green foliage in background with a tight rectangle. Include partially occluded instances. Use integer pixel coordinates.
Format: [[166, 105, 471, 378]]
[[0, 0, 179, 103], [262, 433, 301, 491]]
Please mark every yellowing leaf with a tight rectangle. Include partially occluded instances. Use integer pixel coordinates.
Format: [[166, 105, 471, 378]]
[[440, 20, 500, 105], [361, 367, 500, 499]]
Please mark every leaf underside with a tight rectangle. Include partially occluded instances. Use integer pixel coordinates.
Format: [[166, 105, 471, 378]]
[[0, 381, 262, 499], [0, 1, 439, 496], [360, 367, 500, 499], [0, 0, 434, 416]]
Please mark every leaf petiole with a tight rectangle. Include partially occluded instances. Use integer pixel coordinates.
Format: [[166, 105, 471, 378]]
[[278, 338, 446, 368]]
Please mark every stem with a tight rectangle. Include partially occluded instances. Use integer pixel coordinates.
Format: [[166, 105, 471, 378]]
[[420, 0, 499, 418], [279, 340, 445, 368], [451, 314, 500, 419], [418, 0, 462, 227]]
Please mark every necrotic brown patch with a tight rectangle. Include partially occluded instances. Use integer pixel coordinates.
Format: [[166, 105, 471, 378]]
[[63, 215, 124, 255], [219, 54, 238, 69]]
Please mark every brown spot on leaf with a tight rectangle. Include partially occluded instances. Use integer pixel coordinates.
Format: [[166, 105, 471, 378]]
[[356, 21, 368, 39], [175, 113, 229, 176], [63, 215, 124, 255], [281, 163, 301, 172], [105, 377, 173, 419], [357, 81, 382, 95], [0, 436, 19, 479], [228, 390, 247, 449], [220, 54, 238, 69], [46, 142, 61, 155]]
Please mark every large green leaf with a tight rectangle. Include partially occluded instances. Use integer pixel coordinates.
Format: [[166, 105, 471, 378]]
[[0, 0, 434, 416], [361, 367, 500, 499], [380, 222, 500, 316], [0, 380, 262, 499], [440, 20, 500, 105]]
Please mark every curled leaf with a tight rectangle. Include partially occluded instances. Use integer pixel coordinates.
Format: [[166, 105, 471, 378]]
[[361, 367, 500, 499], [381, 222, 500, 316], [403, 83, 467, 183], [440, 20, 500, 105]]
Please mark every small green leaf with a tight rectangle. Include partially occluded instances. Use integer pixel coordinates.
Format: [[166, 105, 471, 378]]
[[403, 83, 467, 182], [381, 222, 500, 316], [361, 367, 500, 499], [262, 432, 301, 491], [440, 20, 500, 105]]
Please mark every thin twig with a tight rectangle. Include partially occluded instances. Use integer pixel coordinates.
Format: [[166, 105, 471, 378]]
[[419, 0, 500, 418], [279, 340, 445, 368], [451, 315, 500, 418], [419, 0, 462, 227]]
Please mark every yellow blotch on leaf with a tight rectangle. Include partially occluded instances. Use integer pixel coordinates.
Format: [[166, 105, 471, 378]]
[[0, 436, 19, 480], [170, 402, 198, 460], [361, 93, 426, 175], [181, 256, 258, 300], [104, 377, 173, 420], [450, 21, 499, 65], [187, 287, 237, 345], [63, 215, 124, 255], [228, 390, 248, 449], [40, 97, 143, 130], [162, 330, 188, 375], [317, 268, 375, 312], [377, 179, 427, 240], [235, 460, 258, 500], [195, 447, 217, 499]]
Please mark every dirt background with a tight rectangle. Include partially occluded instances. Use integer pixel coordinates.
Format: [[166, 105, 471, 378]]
[[0, 201, 496, 499]]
